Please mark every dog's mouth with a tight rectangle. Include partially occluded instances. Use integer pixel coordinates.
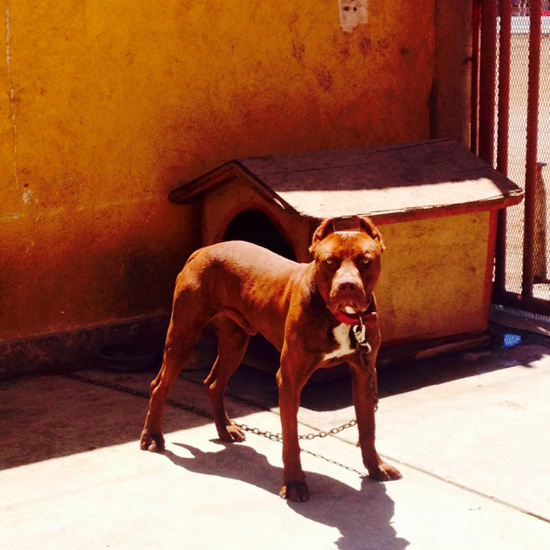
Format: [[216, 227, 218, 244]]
[[330, 297, 371, 316], [339, 302, 363, 314], [327, 297, 378, 325]]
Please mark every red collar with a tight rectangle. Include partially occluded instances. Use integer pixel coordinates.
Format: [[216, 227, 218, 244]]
[[332, 309, 378, 326]]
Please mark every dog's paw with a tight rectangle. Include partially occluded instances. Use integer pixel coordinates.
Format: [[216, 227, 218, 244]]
[[218, 424, 246, 443], [368, 461, 402, 482], [140, 430, 165, 453], [279, 480, 310, 502]]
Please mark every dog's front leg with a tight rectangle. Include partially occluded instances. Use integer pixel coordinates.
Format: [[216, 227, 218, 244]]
[[350, 360, 402, 482], [276, 353, 311, 502]]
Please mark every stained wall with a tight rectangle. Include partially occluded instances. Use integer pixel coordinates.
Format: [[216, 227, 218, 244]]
[[0, 1, 467, 345]]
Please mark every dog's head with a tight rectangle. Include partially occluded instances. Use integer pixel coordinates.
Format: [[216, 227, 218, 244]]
[[309, 216, 385, 317]]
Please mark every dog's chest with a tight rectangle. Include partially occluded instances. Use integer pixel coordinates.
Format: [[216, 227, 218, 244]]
[[322, 323, 355, 362]]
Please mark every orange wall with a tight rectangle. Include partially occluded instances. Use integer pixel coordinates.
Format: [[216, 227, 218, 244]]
[[0, 1, 437, 342]]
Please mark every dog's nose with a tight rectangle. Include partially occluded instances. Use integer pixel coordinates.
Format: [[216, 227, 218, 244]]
[[338, 280, 358, 293]]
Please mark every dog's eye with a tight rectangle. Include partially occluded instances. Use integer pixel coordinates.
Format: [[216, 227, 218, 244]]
[[360, 257, 371, 266], [325, 258, 335, 266]]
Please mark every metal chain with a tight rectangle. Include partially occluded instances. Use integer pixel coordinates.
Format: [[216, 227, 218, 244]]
[[66, 373, 359, 440], [234, 420, 368, 477], [233, 419, 358, 442], [64, 372, 368, 476], [350, 321, 380, 413], [64, 316, 379, 480], [65, 372, 214, 420], [300, 447, 367, 477]]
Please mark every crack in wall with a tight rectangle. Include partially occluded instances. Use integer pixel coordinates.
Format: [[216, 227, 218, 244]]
[[5, 0, 20, 191]]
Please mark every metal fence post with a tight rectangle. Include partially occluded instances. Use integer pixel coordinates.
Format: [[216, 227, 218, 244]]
[[522, 0, 542, 299]]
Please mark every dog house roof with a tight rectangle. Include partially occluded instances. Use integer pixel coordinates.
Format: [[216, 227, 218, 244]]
[[169, 139, 523, 222]]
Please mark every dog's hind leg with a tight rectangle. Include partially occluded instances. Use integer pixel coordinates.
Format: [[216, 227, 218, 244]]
[[204, 317, 250, 442], [140, 297, 207, 453]]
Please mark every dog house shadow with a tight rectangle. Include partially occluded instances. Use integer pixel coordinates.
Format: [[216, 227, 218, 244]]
[[174, 139, 523, 377]]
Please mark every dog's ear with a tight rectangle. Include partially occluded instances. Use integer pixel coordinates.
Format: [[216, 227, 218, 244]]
[[309, 216, 385, 254], [359, 216, 386, 252], [309, 218, 335, 254]]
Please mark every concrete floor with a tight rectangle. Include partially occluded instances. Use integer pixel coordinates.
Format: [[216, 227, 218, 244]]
[[1, 316, 550, 549]]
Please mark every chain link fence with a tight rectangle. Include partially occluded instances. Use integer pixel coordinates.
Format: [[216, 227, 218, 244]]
[[493, 4, 550, 312]]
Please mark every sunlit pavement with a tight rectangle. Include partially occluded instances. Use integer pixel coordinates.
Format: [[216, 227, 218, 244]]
[[1, 313, 549, 549]]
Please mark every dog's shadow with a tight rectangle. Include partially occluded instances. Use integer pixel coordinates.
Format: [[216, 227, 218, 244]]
[[164, 441, 409, 550]]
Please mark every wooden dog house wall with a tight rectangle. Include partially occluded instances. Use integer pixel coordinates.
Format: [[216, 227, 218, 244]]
[[170, 139, 523, 362]]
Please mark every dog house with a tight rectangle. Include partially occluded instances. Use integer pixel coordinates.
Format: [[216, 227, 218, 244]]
[[170, 139, 523, 367]]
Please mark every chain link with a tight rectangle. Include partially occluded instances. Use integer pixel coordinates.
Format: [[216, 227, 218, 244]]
[[64, 372, 369, 477], [65, 373, 363, 440], [65, 372, 214, 420], [234, 420, 368, 477], [300, 447, 367, 477], [233, 418, 357, 442], [64, 318, 380, 481]]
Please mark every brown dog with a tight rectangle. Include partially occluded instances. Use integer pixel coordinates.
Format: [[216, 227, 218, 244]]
[[140, 215, 401, 501]]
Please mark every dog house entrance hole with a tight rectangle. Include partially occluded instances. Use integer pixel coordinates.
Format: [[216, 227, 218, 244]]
[[223, 210, 296, 260]]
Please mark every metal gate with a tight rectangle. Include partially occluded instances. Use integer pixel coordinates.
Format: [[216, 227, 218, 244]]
[[472, 0, 550, 315]]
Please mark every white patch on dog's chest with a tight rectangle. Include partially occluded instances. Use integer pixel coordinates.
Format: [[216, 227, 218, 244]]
[[322, 323, 354, 362]]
